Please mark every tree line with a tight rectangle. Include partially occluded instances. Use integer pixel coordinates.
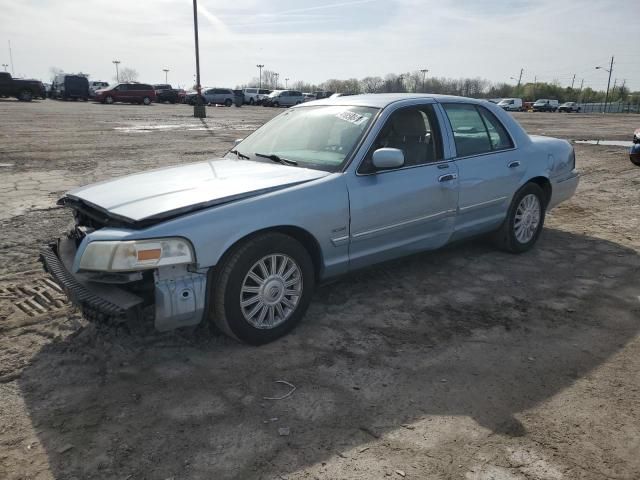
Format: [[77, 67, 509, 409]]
[[242, 69, 638, 104]]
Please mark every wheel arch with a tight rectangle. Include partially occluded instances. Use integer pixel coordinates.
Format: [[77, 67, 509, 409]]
[[526, 176, 552, 207], [213, 225, 324, 282]]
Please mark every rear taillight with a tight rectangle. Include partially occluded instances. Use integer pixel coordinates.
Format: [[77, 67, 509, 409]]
[[570, 147, 576, 170]]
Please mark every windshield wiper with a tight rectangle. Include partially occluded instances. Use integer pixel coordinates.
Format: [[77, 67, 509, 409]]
[[255, 152, 298, 166], [230, 149, 250, 160]]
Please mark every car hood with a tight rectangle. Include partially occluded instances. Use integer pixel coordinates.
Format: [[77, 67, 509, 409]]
[[63, 158, 330, 225]]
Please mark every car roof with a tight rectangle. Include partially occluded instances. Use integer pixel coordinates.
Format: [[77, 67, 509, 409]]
[[301, 93, 497, 108]]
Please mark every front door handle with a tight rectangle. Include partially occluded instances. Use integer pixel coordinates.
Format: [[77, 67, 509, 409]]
[[508, 161, 521, 168], [438, 173, 458, 182]]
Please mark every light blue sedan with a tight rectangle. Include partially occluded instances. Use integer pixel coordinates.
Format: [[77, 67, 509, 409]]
[[41, 94, 579, 344]]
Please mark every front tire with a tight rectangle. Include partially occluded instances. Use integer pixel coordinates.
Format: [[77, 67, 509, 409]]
[[105, 95, 114, 104], [142, 96, 151, 105], [209, 232, 315, 345], [494, 183, 546, 253]]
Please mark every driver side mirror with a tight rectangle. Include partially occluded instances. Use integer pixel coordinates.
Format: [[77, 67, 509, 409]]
[[372, 148, 405, 170], [233, 138, 243, 147]]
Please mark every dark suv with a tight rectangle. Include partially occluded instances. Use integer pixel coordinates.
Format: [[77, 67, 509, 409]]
[[94, 83, 156, 105], [153, 84, 180, 103]]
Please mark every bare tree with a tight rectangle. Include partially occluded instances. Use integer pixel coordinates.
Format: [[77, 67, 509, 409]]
[[117, 67, 138, 83], [360, 76, 384, 93], [49, 66, 64, 80]]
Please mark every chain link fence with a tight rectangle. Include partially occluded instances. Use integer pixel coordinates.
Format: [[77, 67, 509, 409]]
[[576, 102, 640, 114]]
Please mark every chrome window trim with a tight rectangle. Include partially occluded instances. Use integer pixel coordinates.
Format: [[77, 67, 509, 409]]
[[351, 209, 457, 239]]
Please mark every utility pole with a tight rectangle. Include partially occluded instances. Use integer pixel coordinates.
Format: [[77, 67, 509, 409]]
[[163, 68, 169, 83], [420, 68, 429, 92], [285, 77, 289, 88], [256, 64, 264, 88], [112, 60, 120, 82], [533, 76, 537, 97], [1, 64, 7, 72], [578, 78, 584, 102], [274, 73, 279, 89], [192, 0, 205, 118], [8, 40, 14, 75], [571, 73, 576, 89], [596, 56, 614, 113], [517, 68, 523, 88]]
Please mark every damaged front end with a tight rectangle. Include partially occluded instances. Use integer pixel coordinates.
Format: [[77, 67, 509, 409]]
[[39, 201, 208, 331]]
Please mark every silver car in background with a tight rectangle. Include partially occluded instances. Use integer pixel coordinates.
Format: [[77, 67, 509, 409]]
[[263, 90, 305, 107], [41, 94, 578, 345]]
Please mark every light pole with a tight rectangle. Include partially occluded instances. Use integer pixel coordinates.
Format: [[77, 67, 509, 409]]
[[596, 56, 614, 113], [420, 69, 429, 92], [192, 0, 205, 118], [285, 77, 289, 88], [163, 68, 169, 84], [256, 64, 264, 88], [1, 63, 7, 72], [112, 60, 121, 82]]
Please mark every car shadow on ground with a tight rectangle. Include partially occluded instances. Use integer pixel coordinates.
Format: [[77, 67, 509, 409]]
[[17, 228, 640, 479]]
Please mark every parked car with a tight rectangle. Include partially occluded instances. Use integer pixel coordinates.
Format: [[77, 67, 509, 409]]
[[532, 99, 559, 112], [94, 83, 156, 105], [0, 72, 45, 101], [89, 81, 109, 98], [243, 88, 271, 105], [558, 102, 581, 113], [497, 98, 523, 111], [40, 94, 578, 345], [314, 91, 334, 100], [153, 84, 180, 103], [263, 90, 305, 107], [201, 88, 235, 106], [52, 74, 90, 101], [631, 128, 640, 166], [303, 93, 316, 102]]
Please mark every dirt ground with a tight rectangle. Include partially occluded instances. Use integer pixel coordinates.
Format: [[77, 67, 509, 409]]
[[1, 99, 639, 480]]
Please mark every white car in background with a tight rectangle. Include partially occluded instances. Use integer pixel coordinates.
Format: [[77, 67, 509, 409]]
[[89, 81, 109, 98], [243, 88, 271, 105], [497, 98, 523, 111]]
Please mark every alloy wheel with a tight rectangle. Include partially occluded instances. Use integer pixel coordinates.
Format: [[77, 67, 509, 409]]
[[240, 254, 303, 329]]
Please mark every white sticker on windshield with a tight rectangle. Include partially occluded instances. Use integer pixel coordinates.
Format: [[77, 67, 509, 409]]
[[336, 110, 367, 125]]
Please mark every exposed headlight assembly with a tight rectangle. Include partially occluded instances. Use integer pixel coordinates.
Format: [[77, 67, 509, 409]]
[[79, 238, 195, 272]]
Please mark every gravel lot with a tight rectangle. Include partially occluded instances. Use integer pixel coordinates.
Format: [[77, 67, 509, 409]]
[[1, 99, 639, 480]]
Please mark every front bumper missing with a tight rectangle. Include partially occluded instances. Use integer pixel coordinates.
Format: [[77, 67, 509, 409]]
[[39, 238, 208, 331], [39, 240, 144, 323]]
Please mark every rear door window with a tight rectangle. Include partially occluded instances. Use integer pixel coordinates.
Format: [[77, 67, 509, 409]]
[[476, 107, 514, 151]]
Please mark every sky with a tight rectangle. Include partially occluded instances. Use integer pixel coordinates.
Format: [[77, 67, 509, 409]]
[[1, 0, 639, 92]]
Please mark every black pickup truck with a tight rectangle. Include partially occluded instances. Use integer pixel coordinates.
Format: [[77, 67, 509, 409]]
[[153, 84, 181, 103], [0, 72, 45, 101]]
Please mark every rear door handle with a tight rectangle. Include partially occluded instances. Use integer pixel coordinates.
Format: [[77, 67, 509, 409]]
[[508, 161, 521, 168], [438, 173, 458, 182]]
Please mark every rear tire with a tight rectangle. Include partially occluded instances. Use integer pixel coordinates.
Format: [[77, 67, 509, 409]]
[[105, 95, 114, 104], [209, 232, 315, 345], [224, 98, 232, 107], [493, 183, 546, 253], [142, 96, 151, 105]]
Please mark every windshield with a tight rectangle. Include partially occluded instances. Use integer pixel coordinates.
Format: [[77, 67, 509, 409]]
[[498, 99, 513, 105], [227, 105, 379, 171]]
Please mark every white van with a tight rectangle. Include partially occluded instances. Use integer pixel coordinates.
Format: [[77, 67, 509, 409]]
[[497, 98, 523, 111]]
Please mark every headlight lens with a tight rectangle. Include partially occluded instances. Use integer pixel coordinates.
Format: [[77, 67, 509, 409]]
[[79, 238, 194, 272]]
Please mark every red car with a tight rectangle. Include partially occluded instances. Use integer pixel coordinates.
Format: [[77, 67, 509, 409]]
[[94, 82, 156, 105]]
